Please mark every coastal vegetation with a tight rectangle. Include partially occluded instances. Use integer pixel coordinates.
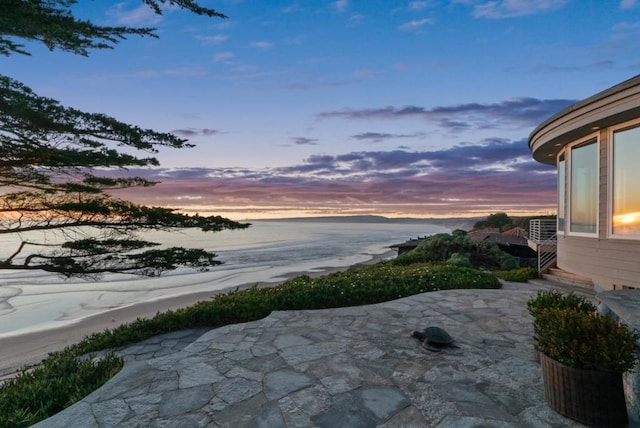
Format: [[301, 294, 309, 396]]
[[0, 259, 501, 427], [0, 1, 247, 277], [492, 267, 538, 282], [390, 230, 519, 270], [473, 212, 556, 234]]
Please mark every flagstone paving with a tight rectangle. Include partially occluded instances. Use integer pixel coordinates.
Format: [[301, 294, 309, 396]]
[[35, 281, 610, 427]]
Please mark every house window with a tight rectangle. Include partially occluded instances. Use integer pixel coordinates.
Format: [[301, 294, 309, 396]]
[[612, 124, 640, 236], [558, 153, 565, 233], [569, 139, 598, 234]]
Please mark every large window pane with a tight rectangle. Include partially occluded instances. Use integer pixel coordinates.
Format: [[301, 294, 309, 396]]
[[558, 155, 565, 233], [570, 140, 597, 234], [612, 125, 640, 235]]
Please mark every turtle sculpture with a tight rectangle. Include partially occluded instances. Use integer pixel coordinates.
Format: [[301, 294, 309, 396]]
[[411, 326, 456, 352]]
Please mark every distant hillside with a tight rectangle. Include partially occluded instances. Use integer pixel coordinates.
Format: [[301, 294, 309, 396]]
[[258, 215, 481, 231]]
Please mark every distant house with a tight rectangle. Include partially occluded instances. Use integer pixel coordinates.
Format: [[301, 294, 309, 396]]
[[502, 227, 527, 238], [389, 237, 426, 255], [528, 74, 640, 291], [467, 230, 537, 260]]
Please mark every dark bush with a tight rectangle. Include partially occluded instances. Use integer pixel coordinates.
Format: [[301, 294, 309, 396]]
[[392, 232, 517, 270]]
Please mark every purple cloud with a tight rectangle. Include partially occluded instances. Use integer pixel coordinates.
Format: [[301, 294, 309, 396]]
[[171, 128, 222, 137], [317, 97, 576, 130], [108, 138, 556, 218]]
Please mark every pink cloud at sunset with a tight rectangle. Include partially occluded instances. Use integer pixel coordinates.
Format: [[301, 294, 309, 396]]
[[109, 138, 557, 220]]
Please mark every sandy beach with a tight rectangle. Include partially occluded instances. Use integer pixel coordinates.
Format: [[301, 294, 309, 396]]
[[0, 251, 394, 377]]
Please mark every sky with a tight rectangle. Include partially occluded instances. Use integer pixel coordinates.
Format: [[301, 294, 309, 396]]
[[3, 0, 640, 220]]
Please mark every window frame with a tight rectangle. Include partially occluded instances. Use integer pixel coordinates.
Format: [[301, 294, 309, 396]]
[[557, 151, 566, 235], [608, 118, 640, 240], [566, 133, 599, 237]]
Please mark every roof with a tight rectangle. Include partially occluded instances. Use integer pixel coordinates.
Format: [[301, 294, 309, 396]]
[[468, 231, 529, 247], [503, 227, 527, 237], [389, 237, 426, 249], [529, 74, 640, 164]]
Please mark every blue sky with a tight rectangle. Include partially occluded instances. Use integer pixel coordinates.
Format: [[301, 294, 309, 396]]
[[3, 0, 640, 219]]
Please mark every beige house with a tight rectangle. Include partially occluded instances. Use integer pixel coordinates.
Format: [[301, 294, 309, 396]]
[[529, 75, 640, 291]]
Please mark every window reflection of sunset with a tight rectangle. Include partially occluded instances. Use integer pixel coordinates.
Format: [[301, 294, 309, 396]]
[[612, 125, 640, 235]]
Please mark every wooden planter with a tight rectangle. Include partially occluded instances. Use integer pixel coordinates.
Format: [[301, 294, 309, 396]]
[[540, 352, 628, 427]]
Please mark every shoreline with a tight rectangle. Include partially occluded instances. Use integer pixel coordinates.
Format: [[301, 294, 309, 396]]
[[0, 250, 395, 376]]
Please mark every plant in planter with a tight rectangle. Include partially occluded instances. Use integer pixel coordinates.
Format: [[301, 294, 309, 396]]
[[531, 304, 639, 427], [527, 291, 596, 362], [527, 290, 596, 318]]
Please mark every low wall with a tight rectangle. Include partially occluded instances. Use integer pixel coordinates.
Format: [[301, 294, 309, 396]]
[[597, 290, 640, 424]]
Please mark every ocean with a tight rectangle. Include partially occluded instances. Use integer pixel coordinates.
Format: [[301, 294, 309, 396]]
[[0, 219, 450, 338]]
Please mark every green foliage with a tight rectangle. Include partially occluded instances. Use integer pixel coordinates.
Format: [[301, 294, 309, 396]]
[[532, 308, 638, 373], [0, 351, 123, 428], [473, 212, 513, 232], [0, 2, 249, 277], [527, 290, 596, 319], [447, 252, 472, 267], [392, 232, 517, 270], [493, 267, 538, 282]]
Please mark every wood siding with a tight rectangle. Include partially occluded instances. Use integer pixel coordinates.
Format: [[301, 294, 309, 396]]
[[557, 235, 640, 290]]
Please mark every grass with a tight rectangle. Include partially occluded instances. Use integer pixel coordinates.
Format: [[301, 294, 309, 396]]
[[0, 260, 501, 427]]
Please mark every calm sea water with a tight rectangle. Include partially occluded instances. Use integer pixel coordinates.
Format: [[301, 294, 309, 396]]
[[0, 219, 448, 337]]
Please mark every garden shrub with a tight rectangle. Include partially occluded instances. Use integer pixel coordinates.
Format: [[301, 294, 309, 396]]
[[447, 252, 472, 267], [527, 290, 596, 319], [493, 267, 538, 282], [392, 232, 517, 270]]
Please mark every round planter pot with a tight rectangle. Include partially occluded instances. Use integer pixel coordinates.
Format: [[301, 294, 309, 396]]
[[540, 352, 628, 427]]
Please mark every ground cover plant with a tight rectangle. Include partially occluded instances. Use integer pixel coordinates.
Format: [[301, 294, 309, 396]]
[[0, 260, 500, 427]]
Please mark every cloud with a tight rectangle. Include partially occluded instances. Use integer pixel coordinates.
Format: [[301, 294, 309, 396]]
[[196, 35, 229, 44], [317, 97, 576, 130], [334, 0, 349, 13], [107, 4, 162, 26], [408, 1, 432, 11], [469, 0, 569, 19], [213, 52, 235, 62], [620, 0, 637, 9], [108, 139, 556, 218], [250, 41, 274, 50], [399, 18, 434, 31], [350, 132, 425, 143], [171, 128, 221, 137], [282, 3, 302, 13], [291, 137, 320, 145], [87, 66, 208, 80]]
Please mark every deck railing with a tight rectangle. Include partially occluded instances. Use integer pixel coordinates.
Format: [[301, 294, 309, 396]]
[[529, 218, 556, 242], [529, 219, 557, 274]]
